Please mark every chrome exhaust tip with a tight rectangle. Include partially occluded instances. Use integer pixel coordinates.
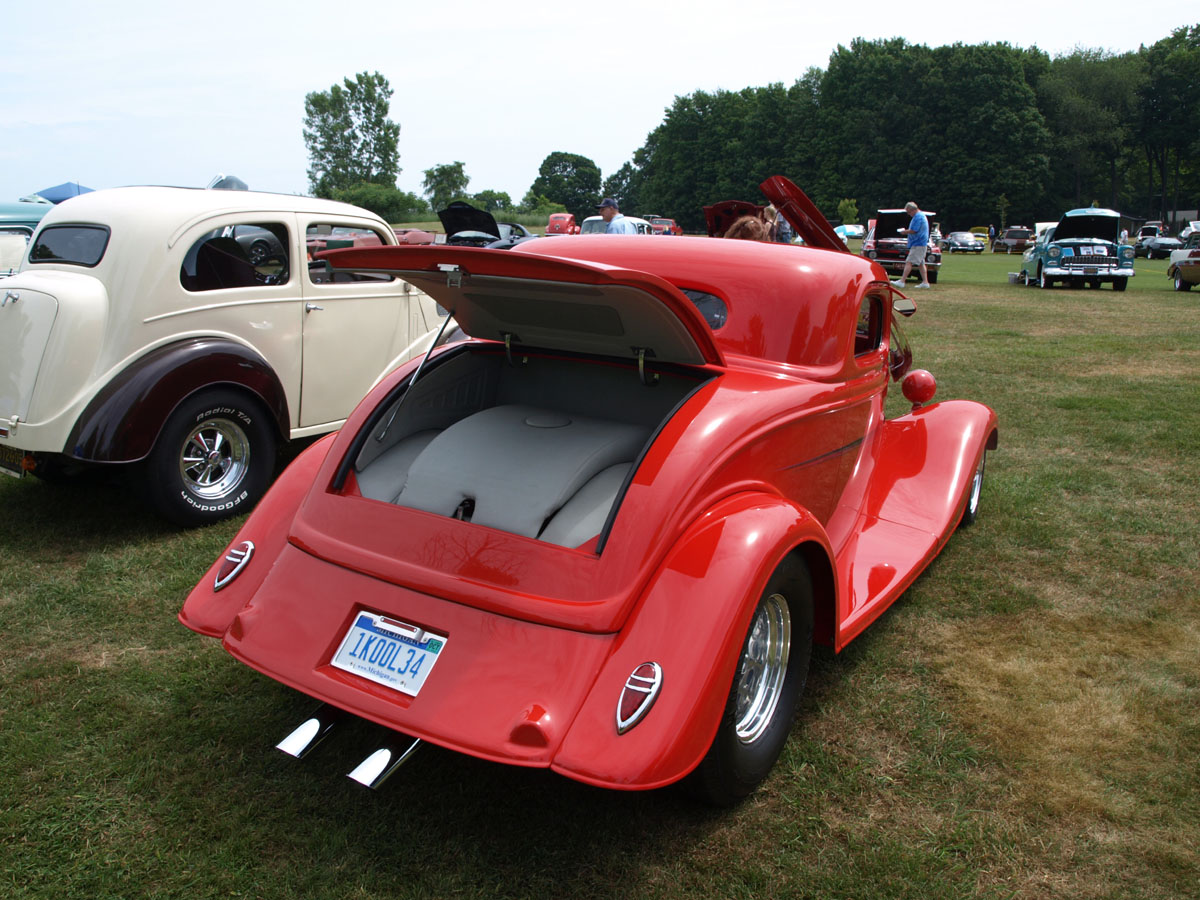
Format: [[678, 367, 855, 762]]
[[347, 737, 422, 790], [275, 704, 344, 759]]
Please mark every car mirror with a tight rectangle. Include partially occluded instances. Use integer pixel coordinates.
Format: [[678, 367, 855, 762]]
[[892, 296, 916, 317]]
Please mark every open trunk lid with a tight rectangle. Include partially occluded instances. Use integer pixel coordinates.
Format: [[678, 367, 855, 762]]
[[320, 244, 724, 367]]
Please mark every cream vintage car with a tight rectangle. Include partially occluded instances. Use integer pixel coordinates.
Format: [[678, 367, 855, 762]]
[[1167, 232, 1200, 291], [0, 187, 448, 525]]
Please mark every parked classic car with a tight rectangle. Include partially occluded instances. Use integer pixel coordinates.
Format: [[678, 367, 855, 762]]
[[942, 231, 985, 253], [862, 209, 942, 283], [1019, 207, 1135, 290], [646, 216, 683, 236], [991, 227, 1032, 254], [0, 187, 447, 524], [438, 202, 535, 247], [1134, 229, 1183, 259], [0, 200, 52, 276], [179, 176, 997, 805], [1167, 232, 1200, 291], [545, 212, 579, 235], [1178, 220, 1200, 241]]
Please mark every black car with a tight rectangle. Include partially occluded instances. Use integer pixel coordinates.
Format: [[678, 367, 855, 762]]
[[1135, 233, 1183, 259], [942, 231, 985, 253], [438, 201, 535, 248]]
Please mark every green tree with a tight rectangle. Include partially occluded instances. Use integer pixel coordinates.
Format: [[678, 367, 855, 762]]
[[528, 152, 602, 222], [303, 71, 401, 197], [328, 182, 429, 224], [1137, 26, 1200, 223], [472, 190, 512, 212], [422, 162, 470, 212], [602, 163, 643, 215], [836, 198, 860, 225]]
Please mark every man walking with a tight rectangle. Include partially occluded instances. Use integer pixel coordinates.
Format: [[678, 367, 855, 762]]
[[893, 201, 931, 289], [598, 197, 637, 234]]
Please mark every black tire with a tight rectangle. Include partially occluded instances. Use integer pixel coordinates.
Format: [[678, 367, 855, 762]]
[[143, 388, 278, 526], [690, 558, 814, 806], [1039, 267, 1053, 289], [1174, 272, 1191, 292], [928, 270, 938, 284], [959, 451, 987, 528], [1113, 277, 1128, 292]]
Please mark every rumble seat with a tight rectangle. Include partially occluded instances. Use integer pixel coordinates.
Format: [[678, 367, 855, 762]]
[[362, 404, 647, 546]]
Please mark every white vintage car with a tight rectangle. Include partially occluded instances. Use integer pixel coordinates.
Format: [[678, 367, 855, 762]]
[[0, 187, 448, 525]]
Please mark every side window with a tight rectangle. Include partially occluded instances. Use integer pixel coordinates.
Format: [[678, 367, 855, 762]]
[[180, 223, 289, 292], [679, 288, 728, 330], [889, 319, 913, 381], [854, 295, 883, 357], [306, 223, 394, 284]]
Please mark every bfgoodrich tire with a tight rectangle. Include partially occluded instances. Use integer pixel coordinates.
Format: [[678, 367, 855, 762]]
[[143, 388, 277, 526], [690, 558, 814, 806]]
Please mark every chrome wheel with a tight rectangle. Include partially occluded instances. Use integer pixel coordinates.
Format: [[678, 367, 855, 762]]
[[179, 416, 251, 500], [734, 593, 792, 744], [960, 451, 987, 527]]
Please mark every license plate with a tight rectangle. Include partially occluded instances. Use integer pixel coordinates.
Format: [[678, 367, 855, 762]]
[[331, 611, 447, 696], [1084, 267, 1098, 275], [0, 445, 25, 479]]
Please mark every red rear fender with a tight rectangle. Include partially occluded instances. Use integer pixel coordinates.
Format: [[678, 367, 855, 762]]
[[178, 434, 336, 638], [551, 492, 833, 790]]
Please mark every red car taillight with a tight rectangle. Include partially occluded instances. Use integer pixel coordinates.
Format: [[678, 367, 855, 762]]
[[214, 541, 254, 592], [616, 662, 663, 734]]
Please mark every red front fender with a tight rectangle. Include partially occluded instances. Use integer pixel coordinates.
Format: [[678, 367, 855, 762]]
[[551, 492, 833, 790]]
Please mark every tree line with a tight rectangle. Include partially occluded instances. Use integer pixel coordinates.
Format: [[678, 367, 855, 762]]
[[303, 26, 1198, 232]]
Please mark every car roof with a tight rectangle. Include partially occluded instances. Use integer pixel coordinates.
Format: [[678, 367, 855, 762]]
[[34, 186, 389, 248]]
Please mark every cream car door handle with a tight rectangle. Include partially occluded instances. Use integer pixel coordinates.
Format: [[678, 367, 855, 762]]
[[305, 303, 324, 313]]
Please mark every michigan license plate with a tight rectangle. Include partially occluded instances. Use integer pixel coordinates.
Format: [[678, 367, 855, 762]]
[[0, 445, 25, 479], [331, 611, 447, 696]]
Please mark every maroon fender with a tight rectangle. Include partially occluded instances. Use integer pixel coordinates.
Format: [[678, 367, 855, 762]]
[[65, 338, 290, 463], [551, 492, 834, 790]]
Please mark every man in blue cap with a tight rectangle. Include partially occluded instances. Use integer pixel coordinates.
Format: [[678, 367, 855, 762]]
[[598, 197, 637, 234]]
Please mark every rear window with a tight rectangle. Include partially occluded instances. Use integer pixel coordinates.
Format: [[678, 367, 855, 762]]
[[29, 225, 110, 267]]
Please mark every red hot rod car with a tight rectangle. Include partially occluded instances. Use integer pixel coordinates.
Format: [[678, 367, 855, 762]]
[[180, 177, 998, 804]]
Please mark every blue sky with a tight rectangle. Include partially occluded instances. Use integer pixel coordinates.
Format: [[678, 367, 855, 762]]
[[3, 0, 1194, 204]]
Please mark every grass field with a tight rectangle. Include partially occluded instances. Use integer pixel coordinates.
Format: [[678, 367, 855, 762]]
[[1, 248, 1196, 899]]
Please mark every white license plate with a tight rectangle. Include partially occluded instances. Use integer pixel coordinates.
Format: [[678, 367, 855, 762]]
[[331, 611, 447, 696]]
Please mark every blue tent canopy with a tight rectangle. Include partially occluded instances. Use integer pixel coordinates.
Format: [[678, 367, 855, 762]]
[[36, 182, 94, 204]]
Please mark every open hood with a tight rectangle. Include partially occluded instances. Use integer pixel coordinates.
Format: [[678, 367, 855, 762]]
[[320, 245, 724, 367], [437, 201, 501, 240], [760, 176, 849, 253], [1052, 209, 1121, 243]]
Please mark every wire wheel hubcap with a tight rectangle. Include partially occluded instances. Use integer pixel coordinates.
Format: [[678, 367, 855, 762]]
[[179, 417, 250, 500], [734, 593, 792, 744]]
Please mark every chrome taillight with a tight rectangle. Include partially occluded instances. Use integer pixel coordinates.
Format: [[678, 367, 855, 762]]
[[213, 540, 254, 592], [616, 662, 663, 734]]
